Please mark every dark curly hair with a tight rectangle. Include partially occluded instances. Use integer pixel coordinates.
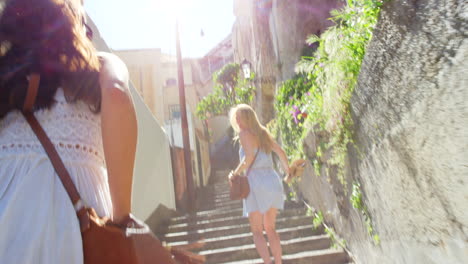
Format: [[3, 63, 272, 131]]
[[0, 0, 101, 119]]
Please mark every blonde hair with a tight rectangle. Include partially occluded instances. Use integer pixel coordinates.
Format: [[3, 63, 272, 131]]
[[229, 104, 275, 153]]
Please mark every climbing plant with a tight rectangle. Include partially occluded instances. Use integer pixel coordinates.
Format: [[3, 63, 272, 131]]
[[196, 63, 255, 120], [273, 0, 385, 242], [351, 182, 380, 245], [274, 75, 312, 158], [274, 0, 385, 182]]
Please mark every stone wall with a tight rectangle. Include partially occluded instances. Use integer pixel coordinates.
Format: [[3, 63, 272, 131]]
[[297, 0, 468, 263], [232, 0, 342, 123], [271, 0, 342, 81]]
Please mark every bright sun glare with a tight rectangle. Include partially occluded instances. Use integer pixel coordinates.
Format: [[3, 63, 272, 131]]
[[145, 0, 203, 56], [85, 0, 234, 57], [150, 0, 195, 22]]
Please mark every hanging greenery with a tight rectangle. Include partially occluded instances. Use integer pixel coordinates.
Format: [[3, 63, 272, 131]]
[[196, 63, 255, 120], [273, 0, 385, 241]]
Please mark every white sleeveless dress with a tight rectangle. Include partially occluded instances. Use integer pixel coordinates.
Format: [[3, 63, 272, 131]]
[[0, 89, 113, 264]]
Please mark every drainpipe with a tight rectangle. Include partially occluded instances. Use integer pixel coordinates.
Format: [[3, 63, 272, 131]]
[[176, 19, 195, 211]]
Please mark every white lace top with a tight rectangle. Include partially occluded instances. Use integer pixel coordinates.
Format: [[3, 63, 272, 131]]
[[0, 88, 112, 264], [0, 89, 106, 167]]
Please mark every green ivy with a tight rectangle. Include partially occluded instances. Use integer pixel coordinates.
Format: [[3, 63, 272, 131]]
[[351, 182, 380, 245], [325, 225, 347, 249], [273, 0, 385, 242], [196, 63, 255, 120], [312, 211, 324, 228], [275, 75, 310, 158], [274, 0, 384, 182], [311, 210, 347, 249]]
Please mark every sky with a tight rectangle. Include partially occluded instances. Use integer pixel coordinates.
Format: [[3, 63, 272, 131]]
[[85, 0, 235, 58]]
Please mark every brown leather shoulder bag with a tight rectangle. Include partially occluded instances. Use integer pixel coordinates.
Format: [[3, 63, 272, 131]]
[[229, 149, 259, 200]]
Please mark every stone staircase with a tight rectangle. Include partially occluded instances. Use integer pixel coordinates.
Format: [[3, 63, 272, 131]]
[[162, 170, 352, 264]]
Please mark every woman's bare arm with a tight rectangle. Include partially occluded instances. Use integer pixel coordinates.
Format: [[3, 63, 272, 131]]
[[271, 140, 290, 175], [98, 52, 137, 222]]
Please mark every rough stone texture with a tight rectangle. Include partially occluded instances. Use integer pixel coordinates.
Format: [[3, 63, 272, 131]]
[[232, 0, 277, 123], [297, 0, 468, 263], [253, 1, 278, 124], [232, 0, 342, 123], [272, 0, 343, 81]]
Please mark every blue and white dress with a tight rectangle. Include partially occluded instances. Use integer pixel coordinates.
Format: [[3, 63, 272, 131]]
[[240, 147, 285, 217]]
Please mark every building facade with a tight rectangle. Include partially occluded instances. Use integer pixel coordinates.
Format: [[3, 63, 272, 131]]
[[114, 49, 211, 208], [87, 18, 176, 220]]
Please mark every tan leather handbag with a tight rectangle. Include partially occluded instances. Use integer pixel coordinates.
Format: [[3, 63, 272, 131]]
[[229, 149, 259, 200], [22, 74, 204, 264], [229, 174, 250, 200]]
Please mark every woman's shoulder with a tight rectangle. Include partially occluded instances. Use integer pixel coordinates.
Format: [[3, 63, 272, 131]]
[[239, 130, 259, 146], [98, 52, 125, 64], [239, 130, 255, 139], [97, 52, 129, 91]]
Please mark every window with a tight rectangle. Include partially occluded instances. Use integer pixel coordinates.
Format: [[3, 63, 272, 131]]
[[165, 78, 177, 86], [169, 104, 181, 119]]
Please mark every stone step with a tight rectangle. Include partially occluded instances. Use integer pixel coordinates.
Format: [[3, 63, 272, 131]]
[[212, 196, 239, 203], [171, 202, 303, 225], [212, 191, 232, 198], [202, 235, 332, 263], [220, 248, 350, 264], [170, 207, 243, 225], [198, 225, 324, 252], [199, 203, 242, 212], [168, 224, 324, 249], [213, 185, 231, 192], [212, 194, 231, 200], [211, 196, 234, 205], [212, 192, 232, 199], [213, 188, 230, 194], [163, 215, 312, 243], [213, 182, 230, 187], [212, 195, 232, 203], [168, 208, 306, 233], [213, 186, 232, 191], [212, 197, 236, 205], [198, 200, 243, 211], [167, 170, 351, 264], [213, 192, 231, 198]]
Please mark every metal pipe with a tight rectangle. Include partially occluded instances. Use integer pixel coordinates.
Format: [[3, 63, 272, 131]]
[[175, 19, 195, 210]]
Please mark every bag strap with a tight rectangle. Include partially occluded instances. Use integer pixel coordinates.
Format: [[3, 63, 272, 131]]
[[23, 74, 40, 112], [245, 148, 259, 176], [22, 75, 85, 212]]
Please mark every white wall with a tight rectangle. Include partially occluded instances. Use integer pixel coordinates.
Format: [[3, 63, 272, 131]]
[[208, 116, 231, 143], [129, 88, 176, 219], [88, 16, 176, 220]]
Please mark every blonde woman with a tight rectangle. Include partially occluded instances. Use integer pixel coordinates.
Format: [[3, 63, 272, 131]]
[[229, 104, 290, 264]]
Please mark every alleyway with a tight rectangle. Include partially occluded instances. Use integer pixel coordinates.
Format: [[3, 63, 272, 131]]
[[162, 170, 352, 264]]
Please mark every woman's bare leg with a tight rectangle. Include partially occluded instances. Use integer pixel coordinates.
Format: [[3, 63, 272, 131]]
[[249, 211, 272, 264], [264, 208, 282, 264]]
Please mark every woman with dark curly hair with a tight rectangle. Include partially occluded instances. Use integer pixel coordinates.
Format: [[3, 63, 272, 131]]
[[0, 0, 137, 263]]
